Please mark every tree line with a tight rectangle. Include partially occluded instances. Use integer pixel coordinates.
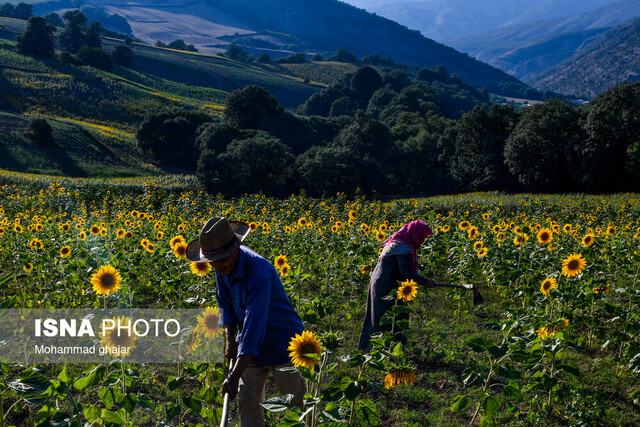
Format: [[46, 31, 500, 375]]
[[134, 65, 640, 197], [12, 10, 133, 71]]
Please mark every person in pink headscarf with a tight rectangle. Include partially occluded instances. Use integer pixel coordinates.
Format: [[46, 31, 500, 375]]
[[358, 220, 436, 351]]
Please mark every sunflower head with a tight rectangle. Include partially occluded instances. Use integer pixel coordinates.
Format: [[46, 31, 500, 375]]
[[195, 307, 222, 339], [537, 228, 553, 245], [581, 234, 594, 247], [274, 255, 288, 269], [100, 316, 137, 357], [477, 248, 488, 258], [190, 262, 212, 276], [173, 243, 187, 258], [540, 277, 557, 296], [170, 235, 186, 249], [562, 253, 586, 278], [59, 246, 71, 258], [459, 221, 470, 230], [91, 265, 123, 296], [288, 330, 323, 369], [397, 279, 418, 302], [384, 369, 416, 389]]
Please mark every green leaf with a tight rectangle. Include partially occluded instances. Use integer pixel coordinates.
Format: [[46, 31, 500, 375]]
[[502, 380, 523, 402], [101, 409, 127, 425], [488, 344, 508, 359], [466, 337, 496, 353], [168, 375, 185, 391], [450, 394, 469, 412], [481, 395, 500, 416], [36, 404, 57, 423], [122, 393, 137, 414], [557, 361, 580, 379], [628, 353, 640, 373], [355, 399, 378, 426], [9, 369, 52, 394], [57, 366, 68, 384], [320, 384, 344, 402], [278, 409, 305, 427], [83, 404, 101, 423], [261, 394, 294, 412], [73, 365, 106, 391], [166, 402, 181, 422], [321, 402, 347, 423], [480, 414, 497, 427], [541, 374, 558, 391], [137, 394, 156, 412]]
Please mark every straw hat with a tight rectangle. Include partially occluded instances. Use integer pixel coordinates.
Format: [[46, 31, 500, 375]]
[[186, 217, 250, 262]]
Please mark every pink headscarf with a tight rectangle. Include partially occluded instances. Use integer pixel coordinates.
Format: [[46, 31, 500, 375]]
[[383, 220, 433, 271]]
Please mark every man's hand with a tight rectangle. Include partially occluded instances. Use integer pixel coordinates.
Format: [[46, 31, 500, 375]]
[[221, 373, 240, 401], [426, 279, 437, 288]]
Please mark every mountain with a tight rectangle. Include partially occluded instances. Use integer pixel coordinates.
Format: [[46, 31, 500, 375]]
[[524, 16, 640, 98], [343, 0, 617, 42], [32, 0, 538, 98], [448, 0, 640, 80]]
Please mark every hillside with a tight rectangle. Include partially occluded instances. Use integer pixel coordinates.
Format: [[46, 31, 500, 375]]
[[0, 111, 150, 177], [525, 16, 640, 98], [30, 0, 539, 98], [345, 0, 616, 42], [448, 0, 640, 82]]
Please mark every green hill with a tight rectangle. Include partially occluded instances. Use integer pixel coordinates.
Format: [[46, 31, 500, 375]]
[[0, 110, 151, 177]]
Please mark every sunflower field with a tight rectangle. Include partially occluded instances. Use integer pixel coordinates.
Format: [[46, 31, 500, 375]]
[[1, 171, 640, 426]]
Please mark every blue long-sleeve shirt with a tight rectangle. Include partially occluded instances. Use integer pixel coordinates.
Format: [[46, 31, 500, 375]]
[[215, 246, 304, 366]]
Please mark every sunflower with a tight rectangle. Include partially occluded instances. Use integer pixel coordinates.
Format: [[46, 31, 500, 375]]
[[23, 262, 33, 273], [298, 218, 308, 227], [90, 225, 100, 236], [190, 262, 212, 276], [170, 235, 186, 249], [348, 210, 357, 219], [59, 246, 71, 257], [280, 264, 290, 276], [563, 224, 572, 233], [397, 279, 418, 302], [91, 265, 123, 295], [477, 248, 488, 258], [186, 330, 201, 355], [562, 253, 586, 278], [593, 285, 611, 294], [513, 235, 526, 247], [540, 278, 557, 296], [100, 316, 137, 357], [145, 243, 156, 253], [482, 213, 490, 220], [274, 255, 288, 269], [288, 330, 323, 369], [249, 222, 259, 231], [459, 221, 470, 230], [195, 307, 222, 339], [537, 326, 556, 340], [360, 265, 373, 274], [581, 234, 595, 247], [173, 243, 187, 258], [30, 238, 44, 250], [140, 238, 150, 248], [467, 227, 479, 240], [473, 241, 484, 250], [79, 231, 87, 241], [116, 229, 126, 238], [384, 369, 417, 389], [606, 226, 616, 236], [376, 232, 386, 242], [537, 228, 553, 245], [14, 224, 23, 233]]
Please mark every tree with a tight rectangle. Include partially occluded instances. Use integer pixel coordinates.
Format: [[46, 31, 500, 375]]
[[504, 99, 582, 192], [350, 66, 383, 107], [223, 85, 283, 129], [297, 87, 343, 116], [332, 47, 356, 63], [568, 82, 640, 192], [224, 43, 249, 61], [16, 16, 56, 58], [13, 2, 32, 20], [85, 21, 102, 49], [44, 12, 64, 28], [293, 145, 361, 196], [332, 111, 396, 194], [59, 10, 89, 54], [450, 104, 517, 191], [257, 53, 271, 63], [198, 135, 294, 196], [75, 47, 113, 71], [111, 45, 133, 67], [27, 117, 55, 146], [330, 97, 356, 117], [0, 4, 15, 18]]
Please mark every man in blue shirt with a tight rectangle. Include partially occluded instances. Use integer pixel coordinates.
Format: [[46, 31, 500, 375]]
[[186, 217, 305, 426]]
